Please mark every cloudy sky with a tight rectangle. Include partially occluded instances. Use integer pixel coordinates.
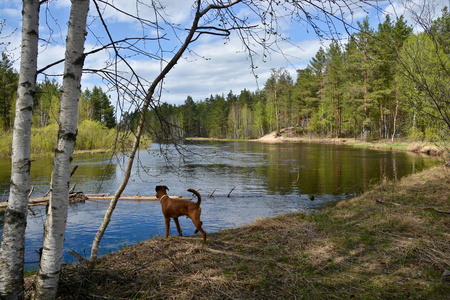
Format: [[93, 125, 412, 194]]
[[0, 0, 448, 109]]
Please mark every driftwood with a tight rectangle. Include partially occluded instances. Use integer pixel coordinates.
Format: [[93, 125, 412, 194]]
[[227, 186, 236, 197], [281, 167, 301, 195], [0, 192, 87, 210], [0, 192, 189, 210], [344, 183, 358, 195], [69, 249, 87, 266], [28, 186, 35, 197], [330, 186, 342, 195], [376, 199, 450, 214], [85, 194, 187, 201]]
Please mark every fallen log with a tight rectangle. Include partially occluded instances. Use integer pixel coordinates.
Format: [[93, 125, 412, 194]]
[[0, 193, 189, 210], [0, 192, 88, 210], [85, 194, 188, 201]]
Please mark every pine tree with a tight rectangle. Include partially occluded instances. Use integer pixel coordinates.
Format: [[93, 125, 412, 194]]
[[323, 40, 344, 137], [0, 53, 19, 131]]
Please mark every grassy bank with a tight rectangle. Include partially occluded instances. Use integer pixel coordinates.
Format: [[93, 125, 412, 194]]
[[0, 120, 151, 157], [43, 164, 450, 299]]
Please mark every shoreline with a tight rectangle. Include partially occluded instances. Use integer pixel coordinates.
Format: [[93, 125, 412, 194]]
[[190, 130, 447, 158], [252, 130, 446, 156], [47, 164, 449, 299]]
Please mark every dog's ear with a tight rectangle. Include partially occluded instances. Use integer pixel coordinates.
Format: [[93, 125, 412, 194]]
[[155, 185, 169, 192]]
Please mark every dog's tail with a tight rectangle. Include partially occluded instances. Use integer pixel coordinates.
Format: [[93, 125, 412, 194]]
[[187, 189, 201, 206]]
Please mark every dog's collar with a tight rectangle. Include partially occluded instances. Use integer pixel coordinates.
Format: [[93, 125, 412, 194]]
[[159, 194, 169, 203]]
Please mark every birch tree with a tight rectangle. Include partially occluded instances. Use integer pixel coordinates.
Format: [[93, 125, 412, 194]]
[[0, 0, 39, 298], [33, 0, 90, 298]]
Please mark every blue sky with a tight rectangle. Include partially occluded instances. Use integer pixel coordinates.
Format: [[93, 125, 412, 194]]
[[0, 0, 448, 110]]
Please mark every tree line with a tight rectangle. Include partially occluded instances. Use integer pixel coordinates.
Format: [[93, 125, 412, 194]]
[[0, 64, 116, 132], [2, 9, 448, 143], [124, 9, 449, 142]]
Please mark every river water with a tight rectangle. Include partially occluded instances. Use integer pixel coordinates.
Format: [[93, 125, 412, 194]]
[[0, 141, 438, 269]]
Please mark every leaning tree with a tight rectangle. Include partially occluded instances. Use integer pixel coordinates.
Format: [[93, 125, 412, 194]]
[[87, 0, 393, 266]]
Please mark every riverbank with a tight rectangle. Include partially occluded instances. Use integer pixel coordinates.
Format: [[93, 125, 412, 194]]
[[35, 164, 449, 299], [0, 121, 152, 157], [252, 129, 447, 157]]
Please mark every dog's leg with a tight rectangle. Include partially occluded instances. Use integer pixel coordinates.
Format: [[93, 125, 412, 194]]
[[192, 218, 207, 243], [174, 217, 183, 236], [194, 221, 203, 233], [165, 218, 171, 238]]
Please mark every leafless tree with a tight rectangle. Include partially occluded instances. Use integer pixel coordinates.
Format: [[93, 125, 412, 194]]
[[87, 0, 388, 265]]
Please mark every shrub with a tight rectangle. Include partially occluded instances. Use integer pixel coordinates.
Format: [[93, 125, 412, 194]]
[[77, 120, 116, 151], [407, 127, 424, 141], [424, 128, 439, 142], [0, 131, 12, 156], [30, 123, 59, 154]]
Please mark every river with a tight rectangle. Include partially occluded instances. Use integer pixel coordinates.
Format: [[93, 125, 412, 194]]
[[0, 141, 439, 269]]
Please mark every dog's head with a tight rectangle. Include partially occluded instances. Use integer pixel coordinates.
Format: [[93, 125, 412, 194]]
[[155, 185, 169, 199]]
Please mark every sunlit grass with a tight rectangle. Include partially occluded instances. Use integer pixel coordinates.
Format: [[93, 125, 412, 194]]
[[0, 120, 151, 157]]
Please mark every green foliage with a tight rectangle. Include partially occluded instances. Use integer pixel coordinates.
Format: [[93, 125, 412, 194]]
[[34, 79, 61, 127], [77, 120, 117, 150], [79, 86, 116, 129], [0, 129, 12, 156], [398, 31, 450, 141], [407, 127, 424, 141], [30, 124, 59, 153], [142, 11, 447, 142], [0, 120, 124, 156], [424, 128, 440, 142], [0, 52, 19, 131]]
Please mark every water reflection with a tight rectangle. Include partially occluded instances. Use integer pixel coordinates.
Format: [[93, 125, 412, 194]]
[[0, 141, 439, 269]]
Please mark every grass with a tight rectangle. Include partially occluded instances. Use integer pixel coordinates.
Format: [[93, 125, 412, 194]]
[[0, 120, 151, 157], [28, 164, 449, 299]]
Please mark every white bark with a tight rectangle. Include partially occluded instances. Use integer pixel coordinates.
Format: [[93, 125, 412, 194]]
[[33, 0, 89, 299], [0, 0, 39, 298]]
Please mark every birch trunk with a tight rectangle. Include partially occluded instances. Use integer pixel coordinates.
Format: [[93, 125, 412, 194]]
[[33, 1, 89, 298], [0, 0, 39, 298]]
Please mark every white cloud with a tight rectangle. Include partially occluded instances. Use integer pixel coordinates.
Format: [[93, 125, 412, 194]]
[[97, 32, 325, 106], [95, 0, 194, 25]]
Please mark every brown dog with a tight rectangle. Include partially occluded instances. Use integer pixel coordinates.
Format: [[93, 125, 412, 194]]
[[155, 185, 207, 243]]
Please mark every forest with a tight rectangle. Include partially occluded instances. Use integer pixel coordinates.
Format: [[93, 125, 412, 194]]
[[1, 9, 449, 147], [122, 9, 449, 143], [0, 68, 117, 154]]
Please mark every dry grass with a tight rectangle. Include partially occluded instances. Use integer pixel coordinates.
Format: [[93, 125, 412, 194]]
[[25, 165, 450, 299]]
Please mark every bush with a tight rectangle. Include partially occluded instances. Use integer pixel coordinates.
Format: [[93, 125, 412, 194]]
[[77, 120, 117, 151], [0, 121, 149, 156], [407, 127, 424, 141], [424, 128, 439, 142], [30, 124, 59, 154], [0, 131, 12, 156]]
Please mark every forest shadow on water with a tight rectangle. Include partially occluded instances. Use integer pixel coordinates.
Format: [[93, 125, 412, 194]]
[[0, 141, 439, 269]]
